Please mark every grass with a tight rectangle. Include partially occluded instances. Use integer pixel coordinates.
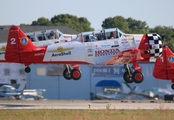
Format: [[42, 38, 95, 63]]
[[0, 109, 174, 120], [0, 100, 173, 120]]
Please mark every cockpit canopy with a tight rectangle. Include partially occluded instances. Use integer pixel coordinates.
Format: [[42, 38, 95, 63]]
[[76, 28, 124, 42], [25, 29, 63, 42]]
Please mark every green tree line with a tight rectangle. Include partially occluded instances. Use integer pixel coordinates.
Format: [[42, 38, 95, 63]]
[[20, 14, 174, 50]]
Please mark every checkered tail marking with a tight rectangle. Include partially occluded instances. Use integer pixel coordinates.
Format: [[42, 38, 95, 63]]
[[147, 34, 163, 61]]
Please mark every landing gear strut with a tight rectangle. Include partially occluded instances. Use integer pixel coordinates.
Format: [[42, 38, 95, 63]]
[[123, 63, 144, 84], [63, 65, 82, 80]]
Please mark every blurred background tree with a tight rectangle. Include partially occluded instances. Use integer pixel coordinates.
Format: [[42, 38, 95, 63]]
[[20, 14, 174, 51]]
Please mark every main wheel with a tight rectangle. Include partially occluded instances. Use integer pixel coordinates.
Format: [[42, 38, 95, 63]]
[[171, 84, 174, 90], [71, 69, 82, 80], [25, 67, 31, 73], [63, 69, 71, 80], [123, 72, 133, 83], [132, 71, 144, 83]]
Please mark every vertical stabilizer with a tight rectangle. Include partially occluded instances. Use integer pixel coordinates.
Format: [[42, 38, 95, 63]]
[[16, 81, 26, 92], [153, 45, 174, 80], [5, 26, 36, 63]]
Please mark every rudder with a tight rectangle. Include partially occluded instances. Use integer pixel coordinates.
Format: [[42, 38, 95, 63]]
[[153, 45, 174, 80], [5, 26, 36, 63]]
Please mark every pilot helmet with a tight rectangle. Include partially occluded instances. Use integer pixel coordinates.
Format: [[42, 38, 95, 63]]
[[50, 31, 54, 36]]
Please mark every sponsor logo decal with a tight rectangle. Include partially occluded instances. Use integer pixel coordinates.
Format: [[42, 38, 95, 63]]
[[111, 45, 119, 47], [101, 44, 111, 47], [20, 37, 28, 45], [48, 46, 73, 57], [34, 53, 45, 56], [121, 39, 127, 41], [87, 48, 93, 53], [112, 41, 119, 47], [95, 48, 120, 57], [88, 54, 93, 56], [123, 35, 134, 40], [128, 37, 134, 40], [52, 51, 71, 57], [124, 34, 133, 37], [168, 56, 174, 63], [48, 46, 73, 52]]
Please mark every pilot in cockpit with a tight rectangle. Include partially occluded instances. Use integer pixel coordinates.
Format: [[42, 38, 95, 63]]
[[48, 31, 55, 39], [85, 35, 90, 42], [108, 32, 114, 39], [98, 31, 106, 40]]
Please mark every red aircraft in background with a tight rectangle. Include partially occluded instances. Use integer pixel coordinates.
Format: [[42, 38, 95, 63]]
[[153, 45, 174, 89]]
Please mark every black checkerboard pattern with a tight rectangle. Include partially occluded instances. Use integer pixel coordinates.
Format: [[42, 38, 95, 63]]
[[147, 34, 163, 61]]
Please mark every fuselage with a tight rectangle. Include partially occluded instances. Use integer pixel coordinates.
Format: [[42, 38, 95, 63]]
[[2, 27, 163, 66], [42, 35, 142, 65]]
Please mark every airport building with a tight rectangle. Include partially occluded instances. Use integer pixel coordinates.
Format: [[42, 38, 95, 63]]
[[24, 63, 172, 100], [0, 62, 172, 100]]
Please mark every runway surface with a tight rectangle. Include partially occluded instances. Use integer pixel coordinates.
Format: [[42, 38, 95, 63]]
[[0, 100, 174, 110]]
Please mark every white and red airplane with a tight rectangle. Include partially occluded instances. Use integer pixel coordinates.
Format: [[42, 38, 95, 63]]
[[2, 26, 163, 83], [153, 45, 174, 89]]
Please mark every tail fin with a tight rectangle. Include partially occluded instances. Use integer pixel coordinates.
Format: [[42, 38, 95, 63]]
[[153, 45, 174, 80], [16, 81, 26, 92], [5, 26, 36, 62]]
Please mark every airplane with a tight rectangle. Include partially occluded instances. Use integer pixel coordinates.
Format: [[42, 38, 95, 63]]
[[3, 25, 163, 83], [153, 45, 174, 90], [92, 82, 169, 100], [0, 81, 25, 100], [22, 89, 46, 100], [0, 81, 45, 100]]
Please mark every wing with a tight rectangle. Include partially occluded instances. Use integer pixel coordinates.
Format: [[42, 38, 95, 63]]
[[5, 92, 21, 96], [102, 49, 140, 65]]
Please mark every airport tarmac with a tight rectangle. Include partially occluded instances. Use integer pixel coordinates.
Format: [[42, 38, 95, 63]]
[[0, 100, 174, 110]]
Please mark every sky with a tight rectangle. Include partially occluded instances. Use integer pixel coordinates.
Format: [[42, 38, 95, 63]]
[[1, 0, 174, 30]]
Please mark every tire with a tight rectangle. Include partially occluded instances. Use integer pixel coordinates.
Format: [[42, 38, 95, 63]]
[[25, 67, 31, 73], [171, 84, 174, 90], [63, 69, 71, 80], [123, 72, 133, 83], [71, 69, 82, 80], [132, 71, 144, 83]]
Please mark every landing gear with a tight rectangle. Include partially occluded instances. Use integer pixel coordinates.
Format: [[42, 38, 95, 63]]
[[123, 63, 144, 84], [171, 84, 174, 90], [25, 66, 31, 73], [63, 69, 71, 80], [132, 71, 144, 83], [123, 72, 133, 83], [71, 69, 82, 80], [63, 65, 82, 80]]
